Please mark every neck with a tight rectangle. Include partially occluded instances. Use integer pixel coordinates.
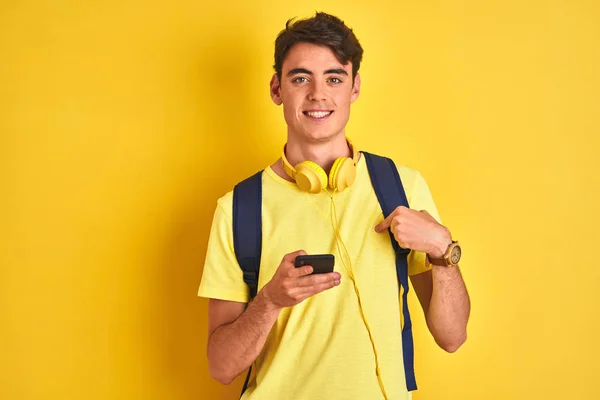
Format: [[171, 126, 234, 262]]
[[284, 134, 352, 175]]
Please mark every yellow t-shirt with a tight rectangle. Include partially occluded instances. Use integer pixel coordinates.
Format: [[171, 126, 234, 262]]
[[198, 153, 441, 400]]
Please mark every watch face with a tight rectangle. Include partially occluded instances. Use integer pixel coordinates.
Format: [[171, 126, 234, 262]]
[[450, 245, 461, 264]]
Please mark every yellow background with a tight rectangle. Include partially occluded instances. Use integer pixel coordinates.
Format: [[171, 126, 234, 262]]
[[1, 0, 599, 399]]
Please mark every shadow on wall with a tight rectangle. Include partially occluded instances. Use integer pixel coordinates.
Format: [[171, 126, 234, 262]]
[[156, 28, 270, 399]]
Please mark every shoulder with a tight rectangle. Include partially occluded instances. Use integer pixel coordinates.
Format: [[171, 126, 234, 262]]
[[213, 190, 234, 221], [213, 169, 266, 221], [395, 163, 422, 185], [361, 152, 425, 202], [380, 156, 440, 220], [392, 162, 427, 205]]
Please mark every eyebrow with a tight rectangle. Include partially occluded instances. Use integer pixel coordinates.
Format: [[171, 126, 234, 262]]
[[287, 68, 349, 77]]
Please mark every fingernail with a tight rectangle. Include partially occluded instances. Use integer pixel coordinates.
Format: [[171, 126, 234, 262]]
[[335, 280, 340, 285]]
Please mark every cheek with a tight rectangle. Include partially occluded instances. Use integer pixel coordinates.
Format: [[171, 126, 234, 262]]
[[333, 96, 352, 119], [333, 92, 352, 109], [282, 101, 300, 124]]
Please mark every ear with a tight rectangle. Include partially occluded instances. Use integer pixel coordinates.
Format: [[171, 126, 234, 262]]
[[270, 74, 283, 105], [350, 73, 361, 103]]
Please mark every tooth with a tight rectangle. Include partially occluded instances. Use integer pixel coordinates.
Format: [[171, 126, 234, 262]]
[[308, 111, 330, 118]]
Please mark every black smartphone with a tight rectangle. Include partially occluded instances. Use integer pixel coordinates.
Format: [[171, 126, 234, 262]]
[[294, 254, 335, 274]]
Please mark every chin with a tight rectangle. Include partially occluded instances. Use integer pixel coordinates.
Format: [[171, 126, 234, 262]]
[[298, 128, 343, 142]]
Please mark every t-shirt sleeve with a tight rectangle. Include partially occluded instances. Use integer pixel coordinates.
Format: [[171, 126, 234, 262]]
[[197, 198, 250, 303], [407, 170, 443, 276]]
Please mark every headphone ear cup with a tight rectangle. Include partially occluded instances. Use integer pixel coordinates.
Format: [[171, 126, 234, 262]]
[[295, 161, 328, 193], [329, 157, 345, 189], [329, 157, 356, 192]]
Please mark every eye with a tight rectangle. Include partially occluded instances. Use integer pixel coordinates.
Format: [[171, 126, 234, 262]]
[[329, 77, 342, 84], [292, 76, 308, 83]]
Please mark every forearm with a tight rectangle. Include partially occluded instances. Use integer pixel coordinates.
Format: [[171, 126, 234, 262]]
[[207, 290, 282, 384], [426, 265, 470, 352]]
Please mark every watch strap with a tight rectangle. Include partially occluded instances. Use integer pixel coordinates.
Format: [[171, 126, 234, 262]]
[[428, 255, 451, 266]]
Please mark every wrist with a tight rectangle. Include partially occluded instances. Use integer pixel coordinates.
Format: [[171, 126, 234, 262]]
[[428, 238, 462, 267], [257, 285, 283, 314], [428, 231, 453, 259]]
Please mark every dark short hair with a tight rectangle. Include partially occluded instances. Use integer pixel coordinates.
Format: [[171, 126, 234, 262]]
[[273, 12, 364, 82]]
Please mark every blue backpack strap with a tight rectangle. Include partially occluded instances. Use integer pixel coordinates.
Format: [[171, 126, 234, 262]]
[[232, 170, 263, 397], [233, 170, 263, 299], [363, 152, 417, 392]]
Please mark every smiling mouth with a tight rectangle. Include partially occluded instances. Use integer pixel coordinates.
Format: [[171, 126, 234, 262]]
[[303, 110, 333, 119]]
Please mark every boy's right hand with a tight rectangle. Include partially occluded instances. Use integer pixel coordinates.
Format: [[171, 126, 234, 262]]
[[261, 250, 341, 309]]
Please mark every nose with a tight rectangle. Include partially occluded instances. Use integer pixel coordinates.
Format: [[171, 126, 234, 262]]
[[307, 80, 327, 102]]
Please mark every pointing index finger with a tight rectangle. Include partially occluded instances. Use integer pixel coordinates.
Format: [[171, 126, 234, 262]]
[[374, 213, 393, 233]]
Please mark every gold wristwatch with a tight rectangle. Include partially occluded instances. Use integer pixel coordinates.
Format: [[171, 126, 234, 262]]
[[427, 241, 461, 267]]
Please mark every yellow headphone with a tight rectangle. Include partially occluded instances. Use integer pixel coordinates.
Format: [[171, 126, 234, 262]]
[[281, 139, 359, 194]]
